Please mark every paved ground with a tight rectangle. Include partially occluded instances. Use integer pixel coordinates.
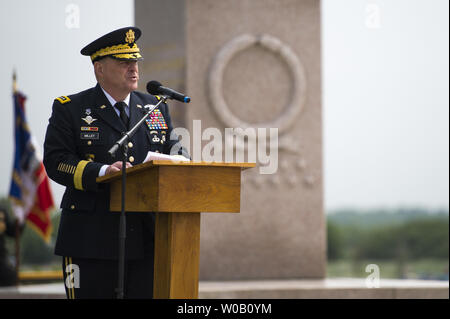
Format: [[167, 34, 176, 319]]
[[0, 278, 448, 299]]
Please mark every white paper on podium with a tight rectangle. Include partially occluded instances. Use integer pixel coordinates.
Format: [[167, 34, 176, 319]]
[[143, 151, 190, 163]]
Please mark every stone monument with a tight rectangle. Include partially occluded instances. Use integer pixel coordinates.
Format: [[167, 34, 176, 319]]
[[136, 0, 325, 280]]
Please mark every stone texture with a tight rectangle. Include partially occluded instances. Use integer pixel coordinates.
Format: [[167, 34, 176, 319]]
[[198, 279, 449, 299], [185, 0, 325, 280]]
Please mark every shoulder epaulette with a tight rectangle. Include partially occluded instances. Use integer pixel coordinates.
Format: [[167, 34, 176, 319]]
[[55, 96, 71, 104]]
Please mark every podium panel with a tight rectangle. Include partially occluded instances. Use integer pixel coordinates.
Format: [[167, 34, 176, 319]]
[[97, 161, 254, 298], [154, 212, 200, 298]]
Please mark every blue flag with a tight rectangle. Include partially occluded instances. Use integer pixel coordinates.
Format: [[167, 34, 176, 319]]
[[9, 91, 54, 241]]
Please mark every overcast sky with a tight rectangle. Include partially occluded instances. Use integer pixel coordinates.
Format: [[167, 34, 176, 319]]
[[322, 0, 448, 210], [0, 0, 134, 210], [0, 0, 448, 212]]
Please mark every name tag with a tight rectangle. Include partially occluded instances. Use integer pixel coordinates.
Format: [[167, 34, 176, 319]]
[[80, 132, 99, 140]]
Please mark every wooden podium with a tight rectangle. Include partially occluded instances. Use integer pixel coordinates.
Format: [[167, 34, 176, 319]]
[[97, 160, 254, 299]]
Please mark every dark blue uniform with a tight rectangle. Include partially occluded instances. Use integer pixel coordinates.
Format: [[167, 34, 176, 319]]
[[0, 206, 16, 287], [44, 83, 186, 298]]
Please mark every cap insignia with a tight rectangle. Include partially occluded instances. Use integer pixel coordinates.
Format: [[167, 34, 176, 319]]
[[125, 29, 135, 44]]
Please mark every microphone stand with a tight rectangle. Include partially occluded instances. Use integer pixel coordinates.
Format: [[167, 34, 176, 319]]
[[108, 96, 168, 299]]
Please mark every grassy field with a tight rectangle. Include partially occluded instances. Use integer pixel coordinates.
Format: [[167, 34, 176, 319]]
[[327, 258, 449, 280]]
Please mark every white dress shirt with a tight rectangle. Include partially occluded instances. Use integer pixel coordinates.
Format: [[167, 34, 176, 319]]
[[98, 86, 132, 177]]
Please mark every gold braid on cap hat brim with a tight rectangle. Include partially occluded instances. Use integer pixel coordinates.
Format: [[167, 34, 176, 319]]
[[90, 43, 141, 61]]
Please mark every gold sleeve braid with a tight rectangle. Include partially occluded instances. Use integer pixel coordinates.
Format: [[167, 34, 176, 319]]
[[74, 160, 90, 191], [57, 163, 76, 174]]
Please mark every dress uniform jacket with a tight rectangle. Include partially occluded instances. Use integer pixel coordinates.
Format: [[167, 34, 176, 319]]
[[0, 208, 17, 286], [44, 83, 185, 260]]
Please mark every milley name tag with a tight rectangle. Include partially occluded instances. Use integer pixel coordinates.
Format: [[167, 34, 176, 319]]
[[80, 132, 99, 140]]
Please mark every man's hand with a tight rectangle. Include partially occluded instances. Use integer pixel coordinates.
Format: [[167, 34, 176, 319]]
[[105, 161, 132, 175]]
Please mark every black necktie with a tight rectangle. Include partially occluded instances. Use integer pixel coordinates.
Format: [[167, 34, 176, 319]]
[[115, 101, 129, 129]]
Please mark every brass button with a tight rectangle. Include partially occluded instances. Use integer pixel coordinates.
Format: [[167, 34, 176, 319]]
[[87, 140, 92, 146], [128, 142, 133, 148], [129, 156, 135, 163], [70, 205, 75, 210]]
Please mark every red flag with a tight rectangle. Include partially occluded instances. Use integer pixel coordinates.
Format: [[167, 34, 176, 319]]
[[24, 162, 54, 242]]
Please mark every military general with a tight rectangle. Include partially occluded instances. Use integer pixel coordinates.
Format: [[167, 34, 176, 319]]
[[43, 27, 187, 299]]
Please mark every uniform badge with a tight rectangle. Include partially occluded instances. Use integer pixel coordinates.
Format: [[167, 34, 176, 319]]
[[82, 115, 97, 125], [100, 105, 107, 109], [152, 134, 160, 143], [145, 109, 168, 130], [55, 96, 71, 104], [81, 127, 98, 131], [125, 29, 135, 44], [85, 108, 92, 115], [80, 132, 99, 140]]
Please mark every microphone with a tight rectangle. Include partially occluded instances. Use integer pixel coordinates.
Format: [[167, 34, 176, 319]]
[[146, 80, 191, 103]]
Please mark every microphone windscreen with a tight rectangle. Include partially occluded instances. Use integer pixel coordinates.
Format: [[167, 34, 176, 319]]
[[146, 80, 162, 95]]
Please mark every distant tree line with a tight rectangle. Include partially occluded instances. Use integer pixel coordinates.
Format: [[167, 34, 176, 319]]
[[327, 208, 449, 261], [18, 212, 61, 265], [0, 197, 60, 266]]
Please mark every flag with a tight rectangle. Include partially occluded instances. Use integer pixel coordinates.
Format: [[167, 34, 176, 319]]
[[8, 89, 54, 243]]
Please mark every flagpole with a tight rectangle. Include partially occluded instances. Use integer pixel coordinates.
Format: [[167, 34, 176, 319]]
[[13, 69, 17, 93], [12, 70, 21, 285]]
